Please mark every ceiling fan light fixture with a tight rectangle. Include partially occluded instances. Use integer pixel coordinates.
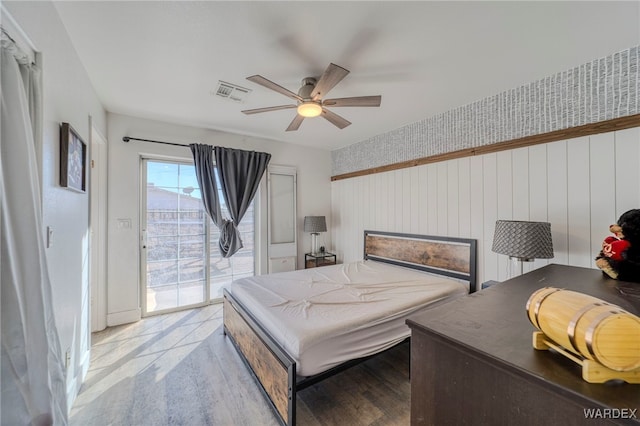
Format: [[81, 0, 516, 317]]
[[297, 101, 322, 118], [244, 63, 380, 131]]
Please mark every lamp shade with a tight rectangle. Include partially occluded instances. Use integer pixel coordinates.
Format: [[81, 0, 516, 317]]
[[303, 216, 327, 233], [492, 220, 554, 260]]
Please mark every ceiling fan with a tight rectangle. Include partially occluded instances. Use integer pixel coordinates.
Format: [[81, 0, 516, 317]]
[[241, 63, 382, 131]]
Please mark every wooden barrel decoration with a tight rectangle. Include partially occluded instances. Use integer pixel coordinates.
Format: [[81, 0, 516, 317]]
[[526, 287, 640, 372]]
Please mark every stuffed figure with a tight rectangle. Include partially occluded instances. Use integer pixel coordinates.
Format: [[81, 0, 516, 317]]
[[595, 209, 640, 282], [601, 224, 630, 261]]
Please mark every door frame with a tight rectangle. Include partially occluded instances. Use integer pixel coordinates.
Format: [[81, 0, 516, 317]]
[[89, 122, 107, 331]]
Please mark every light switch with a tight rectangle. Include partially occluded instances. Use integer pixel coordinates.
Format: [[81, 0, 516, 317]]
[[117, 218, 131, 229], [47, 226, 53, 248]]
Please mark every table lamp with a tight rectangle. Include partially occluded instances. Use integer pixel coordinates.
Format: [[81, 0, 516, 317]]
[[492, 220, 554, 277], [304, 216, 327, 255]]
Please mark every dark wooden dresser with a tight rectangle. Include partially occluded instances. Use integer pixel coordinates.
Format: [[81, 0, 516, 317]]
[[406, 264, 640, 425]]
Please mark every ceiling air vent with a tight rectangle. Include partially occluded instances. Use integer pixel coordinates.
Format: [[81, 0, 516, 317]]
[[213, 81, 251, 103]]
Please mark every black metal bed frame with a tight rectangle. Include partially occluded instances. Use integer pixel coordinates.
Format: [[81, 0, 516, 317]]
[[223, 230, 478, 425]]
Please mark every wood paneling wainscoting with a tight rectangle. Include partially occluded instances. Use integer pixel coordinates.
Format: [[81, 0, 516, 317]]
[[331, 126, 640, 285]]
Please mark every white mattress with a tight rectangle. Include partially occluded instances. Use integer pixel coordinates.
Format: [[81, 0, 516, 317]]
[[227, 260, 467, 376]]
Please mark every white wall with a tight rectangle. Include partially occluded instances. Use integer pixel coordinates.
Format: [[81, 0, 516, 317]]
[[107, 113, 332, 325], [4, 0, 108, 410], [331, 127, 640, 285]]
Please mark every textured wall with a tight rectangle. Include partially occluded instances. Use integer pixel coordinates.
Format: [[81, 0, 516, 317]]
[[332, 46, 640, 176]]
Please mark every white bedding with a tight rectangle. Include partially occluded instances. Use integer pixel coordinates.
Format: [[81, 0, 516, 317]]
[[227, 260, 467, 376]]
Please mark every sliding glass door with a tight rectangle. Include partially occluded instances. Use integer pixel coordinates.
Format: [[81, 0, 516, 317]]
[[141, 158, 254, 315]]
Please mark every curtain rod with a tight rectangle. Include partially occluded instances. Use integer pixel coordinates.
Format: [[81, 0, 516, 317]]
[[1, 5, 38, 64], [122, 136, 194, 147], [1, 26, 32, 65], [1, 27, 16, 44]]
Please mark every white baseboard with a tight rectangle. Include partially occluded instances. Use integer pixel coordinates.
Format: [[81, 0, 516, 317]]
[[107, 308, 141, 326]]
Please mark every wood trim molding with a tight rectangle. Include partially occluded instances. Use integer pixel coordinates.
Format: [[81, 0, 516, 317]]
[[331, 113, 640, 182]]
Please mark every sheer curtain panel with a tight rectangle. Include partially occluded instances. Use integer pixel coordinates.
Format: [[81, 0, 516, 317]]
[[1, 32, 68, 425]]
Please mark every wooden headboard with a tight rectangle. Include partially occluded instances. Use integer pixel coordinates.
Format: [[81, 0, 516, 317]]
[[363, 230, 478, 293]]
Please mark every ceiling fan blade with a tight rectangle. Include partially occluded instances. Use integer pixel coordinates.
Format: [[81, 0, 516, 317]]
[[321, 107, 351, 129], [286, 114, 305, 132], [322, 95, 382, 108], [311, 63, 350, 100], [241, 104, 297, 115], [247, 75, 302, 102]]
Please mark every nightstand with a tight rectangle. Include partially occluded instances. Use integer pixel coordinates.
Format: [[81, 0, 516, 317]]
[[305, 252, 337, 269], [481, 280, 500, 289]]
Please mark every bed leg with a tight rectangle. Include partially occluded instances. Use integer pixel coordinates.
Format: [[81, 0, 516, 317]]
[[289, 376, 296, 426]]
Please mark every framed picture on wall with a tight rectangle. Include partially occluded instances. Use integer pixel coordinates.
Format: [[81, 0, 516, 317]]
[[60, 122, 86, 193]]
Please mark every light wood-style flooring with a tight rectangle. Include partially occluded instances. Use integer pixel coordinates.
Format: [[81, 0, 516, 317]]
[[70, 304, 410, 426]]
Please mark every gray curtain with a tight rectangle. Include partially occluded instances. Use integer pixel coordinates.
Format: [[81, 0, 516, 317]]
[[189, 144, 223, 226], [190, 144, 271, 258]]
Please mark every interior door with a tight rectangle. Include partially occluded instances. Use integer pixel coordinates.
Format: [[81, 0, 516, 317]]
[[267, 165, 297, 272]]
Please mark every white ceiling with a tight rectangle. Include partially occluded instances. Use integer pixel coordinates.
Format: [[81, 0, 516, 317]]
[[53, 1, 640, 151]]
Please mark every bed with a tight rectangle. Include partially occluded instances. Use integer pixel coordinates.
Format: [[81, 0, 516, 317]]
[[223, 230, 477, 425]]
